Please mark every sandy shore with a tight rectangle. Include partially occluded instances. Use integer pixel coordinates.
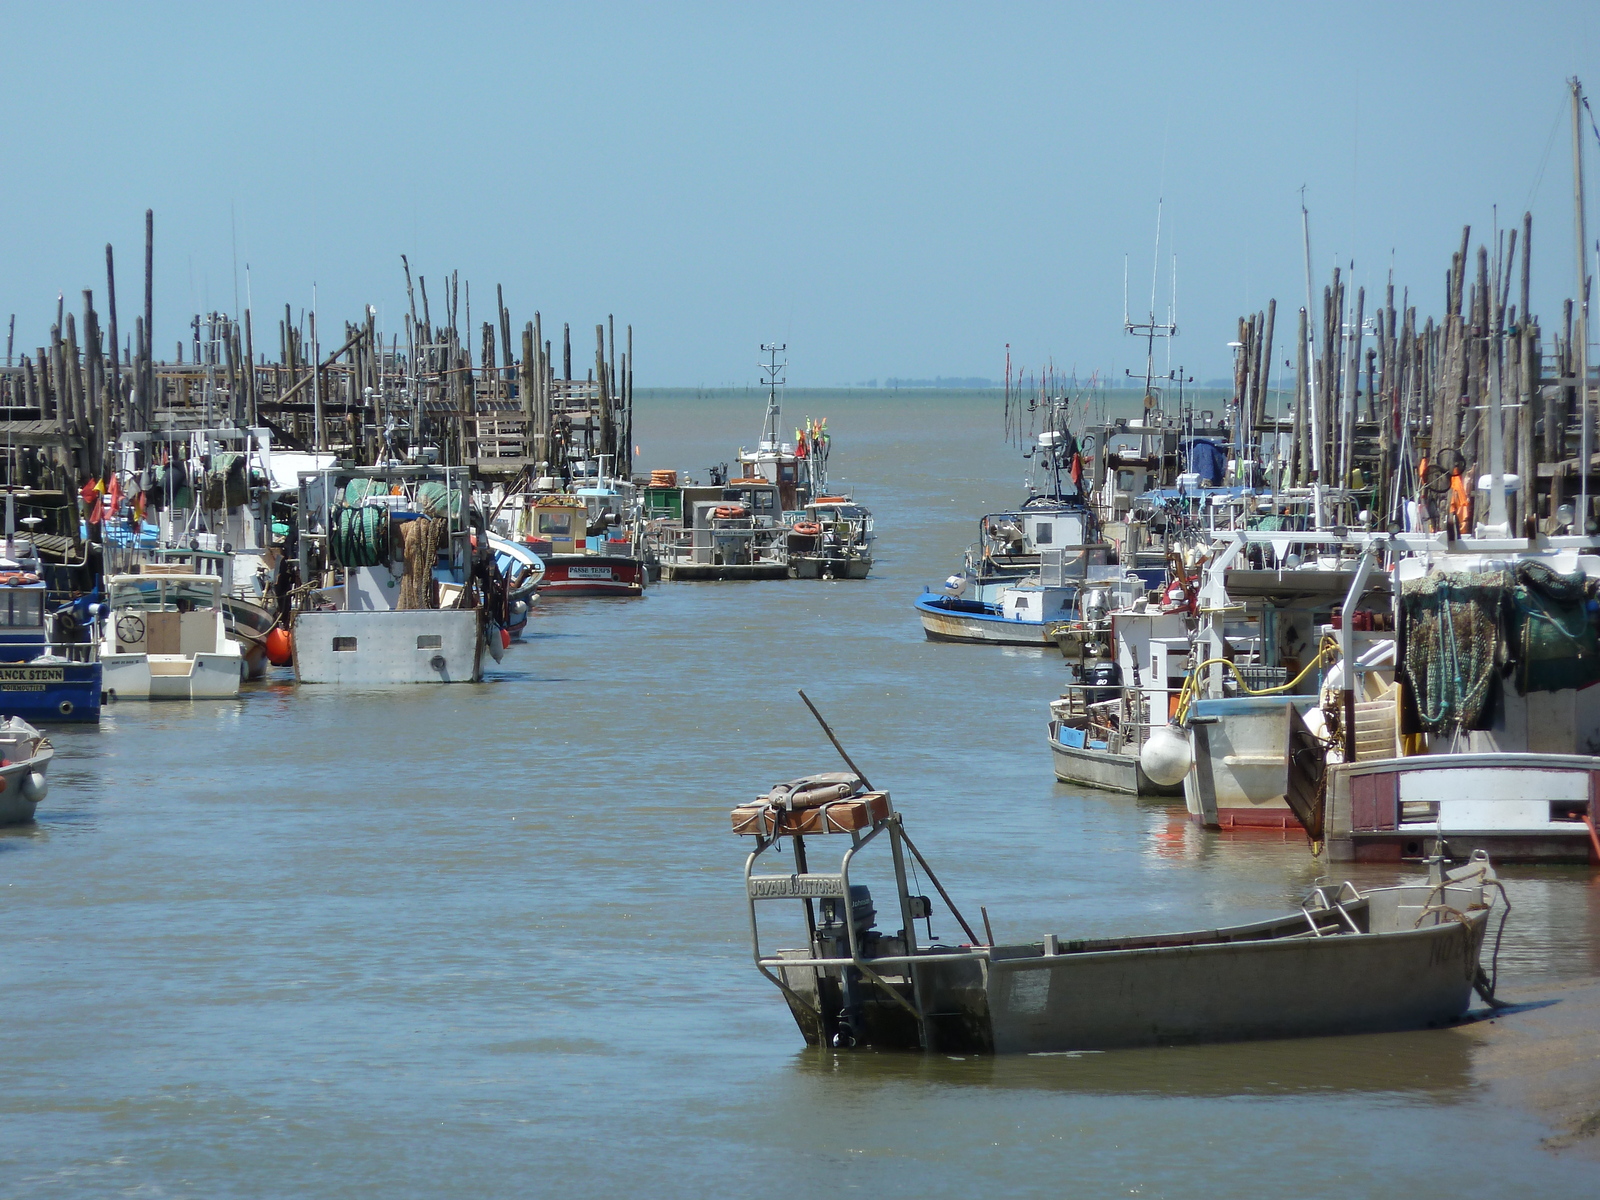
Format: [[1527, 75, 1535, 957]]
[[1458, 977, 1600, 1156]]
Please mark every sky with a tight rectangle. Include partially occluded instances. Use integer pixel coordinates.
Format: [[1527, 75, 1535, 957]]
[[1, 2, 1597, 388]]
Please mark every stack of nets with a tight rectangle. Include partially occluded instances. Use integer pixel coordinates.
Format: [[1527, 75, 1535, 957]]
[[397, 518, 443, 610], [328, 505, 390, 568]]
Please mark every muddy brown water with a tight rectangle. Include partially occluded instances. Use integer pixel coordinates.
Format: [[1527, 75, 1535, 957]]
[[2, 392, 1596, 1196]]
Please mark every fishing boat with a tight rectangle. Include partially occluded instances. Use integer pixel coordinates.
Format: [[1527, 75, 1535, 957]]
[[735, 767, 1507, 1053], [0, 717, 53, 825], [0, 493, 101, 723], [485, 533, 543, 635], [788, 497, 873, 580], [917, 379, 1109, 642], [139, 545, 276, 679], [1318, 531, 1600, 865], [648, 477, 793, 581], [495, 485, 645, 597], [290, 465, 502, 685], [916, 540, 1119, 648], [646, 345, 874, 582], [99, 569, 244, 700]]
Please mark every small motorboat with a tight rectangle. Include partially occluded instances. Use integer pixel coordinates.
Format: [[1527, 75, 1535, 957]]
[[0, 717, 53, 825], [737, 773, 1507, 1053]]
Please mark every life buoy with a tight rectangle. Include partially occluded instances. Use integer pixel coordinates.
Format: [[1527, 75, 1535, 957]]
[[0, 573, 18, 586], [791, 521, 823, 537], [713, 505, 748, 520], [20, 572, 38, 584]]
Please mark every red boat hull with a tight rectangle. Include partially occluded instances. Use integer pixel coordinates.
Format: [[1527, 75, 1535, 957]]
[[536, 554, 645, 597]]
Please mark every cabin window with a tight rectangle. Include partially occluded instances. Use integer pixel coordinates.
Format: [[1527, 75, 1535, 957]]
[[1015, 597, 1030, 609], [1034, 522, 1053, 546], [332, 636, 358, 652], [752, 492, 776, 514], [1117, 469, 1137, 492], [1, 591, 42, 628], [416, 635, 442, 649], [538, 512, 573, 535]]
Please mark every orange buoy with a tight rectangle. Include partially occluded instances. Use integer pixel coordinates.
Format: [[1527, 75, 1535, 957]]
[[791, 521, 823, 537], [265, 625, 293, 667]]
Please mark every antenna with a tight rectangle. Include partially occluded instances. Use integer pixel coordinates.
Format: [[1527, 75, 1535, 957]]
[[1123, 201, 1179, 428], [759, 343, 787, 449]]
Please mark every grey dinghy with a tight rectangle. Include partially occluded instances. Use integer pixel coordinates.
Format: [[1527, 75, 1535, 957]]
[[737, 781, 1506, 1054]]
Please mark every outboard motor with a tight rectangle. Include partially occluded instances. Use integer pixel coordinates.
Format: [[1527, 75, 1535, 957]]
[[817, 885, 876, 1048], [1083, 659, 1122, 706], [941, 572, 969, 598]]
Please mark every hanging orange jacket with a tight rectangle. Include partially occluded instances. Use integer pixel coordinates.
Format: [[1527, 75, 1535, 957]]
[[1448, 468, 1471, 535]]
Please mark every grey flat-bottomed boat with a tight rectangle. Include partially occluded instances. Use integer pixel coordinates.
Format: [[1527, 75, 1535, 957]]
[[738, 780, 1505, 1054]]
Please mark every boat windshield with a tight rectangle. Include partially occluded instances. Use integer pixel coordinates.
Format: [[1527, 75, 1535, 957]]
[[112, 579, 221, 611]]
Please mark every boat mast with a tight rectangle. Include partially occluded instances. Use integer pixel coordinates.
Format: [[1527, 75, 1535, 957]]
[[1301, 190, 1325, 529], [759, 342, 786, 450], [1572, 78, 1591, 533], [1124, 202, 1178, 464]]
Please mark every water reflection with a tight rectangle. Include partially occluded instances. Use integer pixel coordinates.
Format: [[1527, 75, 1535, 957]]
[[790, 1024, 1480, 1099]]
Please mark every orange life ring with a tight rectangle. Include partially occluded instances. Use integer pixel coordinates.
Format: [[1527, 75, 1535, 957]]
[[791, 521, 823, 537], [0, 573, 19, 586], [713, 505, 748, 520], [19, 572, 38, 584]]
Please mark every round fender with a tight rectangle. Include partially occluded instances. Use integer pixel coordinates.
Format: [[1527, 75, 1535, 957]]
[[21, 772, 47, 803]]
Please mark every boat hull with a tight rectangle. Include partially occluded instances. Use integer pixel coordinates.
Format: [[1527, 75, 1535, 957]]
[[103, 652, 243, 700], [792, 555, 872, 580], [1327, 753, 1600, 864], [537, 553, 645, 597], [774, 875, 1493, 1054], [978, 912, 1487, 1053], [913, 595, 1050, 647], [1049, 725, 1181, 795], [659, 561, 790, 582], [0, 662, 102, 723], [0, 727, 52, 825], [292, 609, 484, 684]]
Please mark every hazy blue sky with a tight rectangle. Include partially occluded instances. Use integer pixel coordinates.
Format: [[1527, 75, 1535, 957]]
[[1, 2, 1597, 387]]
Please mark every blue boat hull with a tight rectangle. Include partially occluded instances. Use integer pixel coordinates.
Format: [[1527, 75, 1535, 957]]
[[0, 662, 102, 723], [913, 593, 1051, 647]]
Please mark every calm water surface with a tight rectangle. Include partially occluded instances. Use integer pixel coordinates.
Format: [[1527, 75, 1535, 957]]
[[2, 392, 1596, 1197]]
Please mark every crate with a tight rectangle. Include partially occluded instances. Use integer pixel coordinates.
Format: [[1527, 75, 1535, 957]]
[[731, 791, 890, 836]]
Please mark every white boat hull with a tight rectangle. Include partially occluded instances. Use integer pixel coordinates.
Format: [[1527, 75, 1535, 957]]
[[102, 652, 243, 700], [292, 609, 484, 684]]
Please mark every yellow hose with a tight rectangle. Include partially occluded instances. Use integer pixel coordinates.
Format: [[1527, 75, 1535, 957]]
[[1173, 637, 1340, 724]]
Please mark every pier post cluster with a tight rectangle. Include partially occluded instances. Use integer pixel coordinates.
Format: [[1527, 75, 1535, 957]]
[[1232, 210, 1595, 536], [0, 213, 635, 560]]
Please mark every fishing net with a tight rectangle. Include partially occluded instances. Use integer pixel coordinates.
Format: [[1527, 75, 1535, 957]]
[[200, 453, 248, 511], [1509, 561, 1600, 694], [344, 478, 389, 507], [1400, 570, 1506, 734], [397, 518, 443, 610], [328, 505, 390, 568], [417, 481, 462, 520]]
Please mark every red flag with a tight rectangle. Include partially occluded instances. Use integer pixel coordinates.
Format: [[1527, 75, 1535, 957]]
[[79, 477, 104, 526], [106, 473, 124, 518]]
